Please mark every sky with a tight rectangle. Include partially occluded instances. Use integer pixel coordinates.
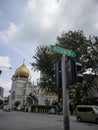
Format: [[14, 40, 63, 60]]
[[0, 0, 98, 96]]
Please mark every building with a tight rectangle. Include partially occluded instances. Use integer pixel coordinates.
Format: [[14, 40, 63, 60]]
[[9, 63, 58, 110], [0, 87, 4, 97]]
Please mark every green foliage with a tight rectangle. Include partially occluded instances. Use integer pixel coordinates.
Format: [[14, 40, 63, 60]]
[[26, 93, 38, 105], [56, 31, 98, 105], [31, 104, 56, 113], [31, 30, 98, 106], [0, 100, 3, 107], [57, 30, 88, 61], [31, 45, 54, 73], [14, 101, 20, 107], [31, 45, 59, 92]]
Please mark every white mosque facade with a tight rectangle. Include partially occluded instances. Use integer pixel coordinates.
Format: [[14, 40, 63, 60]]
[[9, 63, 58, 110]]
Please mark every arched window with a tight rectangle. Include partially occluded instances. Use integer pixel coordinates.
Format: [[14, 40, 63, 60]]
[[44, 99, 50, 106], [23, 89, 26, 96], [12, 91, 15, 99], [52, 100, 56, 105]]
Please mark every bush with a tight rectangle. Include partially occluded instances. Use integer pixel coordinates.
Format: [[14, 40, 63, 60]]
[[31, 105, 56, 113]]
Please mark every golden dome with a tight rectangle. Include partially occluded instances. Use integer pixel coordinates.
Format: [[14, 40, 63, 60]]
[[14, 64, 30, 78]]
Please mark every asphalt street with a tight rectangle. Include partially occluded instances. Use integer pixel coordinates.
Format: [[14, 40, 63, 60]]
[[0, 109, 97, 130]]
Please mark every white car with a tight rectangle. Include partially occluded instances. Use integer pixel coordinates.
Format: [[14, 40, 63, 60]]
[[3, 105, 11, 112], [75, 105, 98, 124]]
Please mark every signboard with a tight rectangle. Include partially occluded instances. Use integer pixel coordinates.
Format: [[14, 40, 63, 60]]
[[50, 45, 76, 57]]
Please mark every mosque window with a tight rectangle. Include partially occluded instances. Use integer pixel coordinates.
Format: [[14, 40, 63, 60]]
[[33, 90, 36, 95], [23, 99, 25, 106], [52, 100, 56, 105], [44, 99, 50, 106], [23, 89, 26, 96], [12, 91, 15, 99]]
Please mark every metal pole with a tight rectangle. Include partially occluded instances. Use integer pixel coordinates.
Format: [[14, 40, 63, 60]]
[[61, 55, 70, 130]]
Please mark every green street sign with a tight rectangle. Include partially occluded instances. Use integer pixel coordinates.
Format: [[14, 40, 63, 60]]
[[50, 45, 76, 57]]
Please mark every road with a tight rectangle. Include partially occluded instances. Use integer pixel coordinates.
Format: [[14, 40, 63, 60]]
[[0, 109, 97, 130]]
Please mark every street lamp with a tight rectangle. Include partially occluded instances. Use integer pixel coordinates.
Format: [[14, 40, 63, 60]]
[[0, 70, 2, 74], [0, 67, 12, 69]]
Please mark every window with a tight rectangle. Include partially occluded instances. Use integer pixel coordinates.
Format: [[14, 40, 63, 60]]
[[12, 91, 15, 99], [78, 107, 93, 112]]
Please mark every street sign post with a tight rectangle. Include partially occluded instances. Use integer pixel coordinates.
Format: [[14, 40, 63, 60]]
[[62, 55, 70, 130], [50, 45, 76, 57], [50, 45, 76, 130]]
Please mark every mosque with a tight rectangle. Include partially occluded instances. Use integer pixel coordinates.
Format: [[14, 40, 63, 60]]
[[9, 63, 58, 111]]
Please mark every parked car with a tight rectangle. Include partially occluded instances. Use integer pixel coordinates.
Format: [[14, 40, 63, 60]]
[[48, 107, 56, 114], [3, 105, 11, 112], [75, 105, 98, 124]]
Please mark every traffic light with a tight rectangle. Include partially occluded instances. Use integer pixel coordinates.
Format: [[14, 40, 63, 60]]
[[67, 59, 83, 85], [67, 59, 77, 85], [54, 61, 62, 87]]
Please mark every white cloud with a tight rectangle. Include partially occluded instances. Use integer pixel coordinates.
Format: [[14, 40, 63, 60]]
[[0, 22, 19, 44], [0, 9, 3, 16], [0, 56, 11, 67], [6, 23, 19, 38], [1, 0, 98, 45], [0, 56, 12, 96], [18, 0, 98, 42], [0, 79, 11, 97], [17, 0, 60, 44], [27, 65, 40, 85]]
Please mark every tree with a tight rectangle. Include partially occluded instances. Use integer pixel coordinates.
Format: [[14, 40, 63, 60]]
[[0, 100, 3, 107], [57, 31, 98, 105], [31, 30, 98, 106], [14, 101, 20, 108], [31, 45, 59, 92]]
